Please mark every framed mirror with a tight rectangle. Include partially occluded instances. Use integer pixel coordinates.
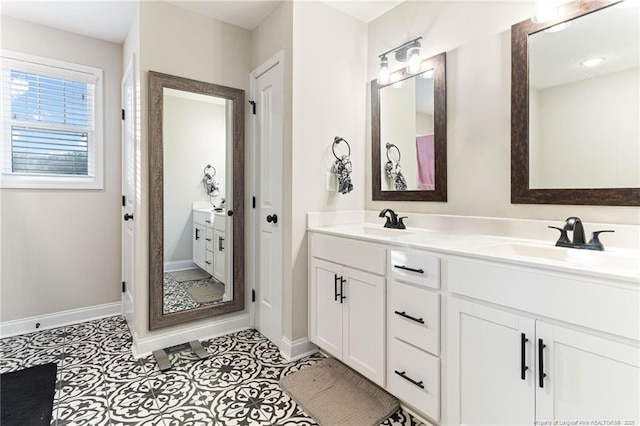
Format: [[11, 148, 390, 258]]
[[372, 52, 447, 201], [148, 71, 245, 329], [511, 0, 640, 205]]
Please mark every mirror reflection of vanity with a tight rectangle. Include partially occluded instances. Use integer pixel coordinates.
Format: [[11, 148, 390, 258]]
[[372, 52, 447, 201], [511, 0, 640, 205], [148, 71, 245, 329]]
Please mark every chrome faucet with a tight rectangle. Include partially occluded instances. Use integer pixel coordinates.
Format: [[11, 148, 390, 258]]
[[379, 209, 407, 229], [548, 216, 614, 251]]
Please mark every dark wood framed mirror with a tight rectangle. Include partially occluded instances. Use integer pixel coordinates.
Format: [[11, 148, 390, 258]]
[[511, 0, 639, 206], [148, 71, 245, 329], [372, 51, 447, 202]]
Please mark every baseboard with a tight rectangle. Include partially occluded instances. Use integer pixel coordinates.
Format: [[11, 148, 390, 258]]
[[280, 336, 318, 362], [0, 302, 122, 338], [131, 314, 251, 358], [164, 260, 196, 272]]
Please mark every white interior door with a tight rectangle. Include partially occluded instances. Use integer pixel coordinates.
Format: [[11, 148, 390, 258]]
[[121, 56, 135, 328], [252, 53, 283, 346]]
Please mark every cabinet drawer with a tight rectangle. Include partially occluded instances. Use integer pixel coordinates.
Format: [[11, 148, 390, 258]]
[[311, 234, 386, 275], [214, 215, 226, 232], [193, 210, 213, 226], [390, 250, 440, 289], [205, 226, 214, 246], [388, 337, 440, 421], [389, 281, 439, 355]]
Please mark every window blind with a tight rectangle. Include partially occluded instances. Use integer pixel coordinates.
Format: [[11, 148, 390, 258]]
[[1, 63, 96, 177]]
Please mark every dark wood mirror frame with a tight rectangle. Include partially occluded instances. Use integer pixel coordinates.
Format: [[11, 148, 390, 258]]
[[148, 71, 245, 330], [372, 52, 447, 202], [511, 0, 639, 206]]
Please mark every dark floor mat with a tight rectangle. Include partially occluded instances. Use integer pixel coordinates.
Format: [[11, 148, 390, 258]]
[[1, 362, 57, 426]]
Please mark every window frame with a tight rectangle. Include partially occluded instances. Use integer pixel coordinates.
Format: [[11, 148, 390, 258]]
[[0, 50, 104, 190]]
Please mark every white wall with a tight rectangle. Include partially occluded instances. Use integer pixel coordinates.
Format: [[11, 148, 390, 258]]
[[530, 67, 640, 189], [133, 1, 251, 341], [163, 95, 226, 264], [0, 16, 123, 321], [250, 0, 294, 343], [291, 2, 368, 340], [366, 1, 640, 225]]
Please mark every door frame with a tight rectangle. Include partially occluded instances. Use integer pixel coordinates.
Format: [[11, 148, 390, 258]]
[[249, 50, 285, 338], [121, 53, 136, 327]]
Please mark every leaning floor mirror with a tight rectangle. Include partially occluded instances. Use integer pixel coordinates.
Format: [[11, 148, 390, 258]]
[[148, 71, 245, 329]]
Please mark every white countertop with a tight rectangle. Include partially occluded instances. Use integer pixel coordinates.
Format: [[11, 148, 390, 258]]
[[308, 223, 640, 284]]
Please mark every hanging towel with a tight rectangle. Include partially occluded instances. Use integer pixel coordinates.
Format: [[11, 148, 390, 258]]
[[333, 155, 354, 194], [385, 160, 407, 191], [416, 134, 435, 190]]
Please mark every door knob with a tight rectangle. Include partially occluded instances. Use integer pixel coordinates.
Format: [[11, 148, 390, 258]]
[[124, 213, 134, 221], [266, 214, 278, 224]]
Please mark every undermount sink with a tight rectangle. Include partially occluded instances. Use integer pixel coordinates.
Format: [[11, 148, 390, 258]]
[[480, 242, 639, 274], [333, 225, 416, 238]]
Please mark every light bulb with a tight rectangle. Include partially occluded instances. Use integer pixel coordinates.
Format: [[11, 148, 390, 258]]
[[407, 47, 421, 74], [581, 57, 605, 68], [378, 55, 389, 84], [532, 0, 558, 23]]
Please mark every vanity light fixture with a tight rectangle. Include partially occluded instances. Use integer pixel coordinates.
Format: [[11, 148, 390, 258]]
[[544, 21, 571, 32], [532, 0, 558, 23], [379, 55, 390, 84], [581, 57, 606, 67], [420, 68, 435, 79], [378, 37, 423, 83]]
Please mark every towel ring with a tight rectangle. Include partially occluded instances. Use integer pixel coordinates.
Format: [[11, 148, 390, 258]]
[[203, 164, 217, 179], [386, 143, 401, 162], [332, 136, 351, 160]]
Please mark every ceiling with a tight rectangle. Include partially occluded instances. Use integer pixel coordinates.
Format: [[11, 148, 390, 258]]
[[0, 0, 404, 44]]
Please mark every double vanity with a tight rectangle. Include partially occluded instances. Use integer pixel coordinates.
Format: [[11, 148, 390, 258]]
[[307, 212, 639, 425]]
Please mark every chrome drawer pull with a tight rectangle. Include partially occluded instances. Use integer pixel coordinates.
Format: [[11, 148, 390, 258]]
[[394, 310, 425, 324], [394, 370, 424, 389], [394, 265, 424, 274]]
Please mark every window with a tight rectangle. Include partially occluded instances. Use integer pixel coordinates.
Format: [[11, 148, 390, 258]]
[[1, 51, 103, 189]]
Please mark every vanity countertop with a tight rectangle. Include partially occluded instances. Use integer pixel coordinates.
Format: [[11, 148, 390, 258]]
[[308, 223, 640, 284]]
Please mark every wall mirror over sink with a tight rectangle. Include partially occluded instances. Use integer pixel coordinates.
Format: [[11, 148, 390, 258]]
[[372, 51, 447, 201], [511, 0, 640, 205], [148, 71, 245, 329]]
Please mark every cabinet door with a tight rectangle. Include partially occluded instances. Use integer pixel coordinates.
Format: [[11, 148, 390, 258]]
[[193, 223, 206, 270], [213, 229, 225, 283], [450, 299, 535, 425], [342, 267, 385, 386], [536, 321, 640, 423], [309, 258, 343, 359]]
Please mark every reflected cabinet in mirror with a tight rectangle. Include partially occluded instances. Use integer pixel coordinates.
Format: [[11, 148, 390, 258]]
[[372, 52, 447, 201], [512, 0, 640, 205], [149, 71, 245, 329]]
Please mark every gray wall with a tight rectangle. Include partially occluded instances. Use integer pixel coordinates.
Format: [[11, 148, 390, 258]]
[[0, 16, 123, 321]]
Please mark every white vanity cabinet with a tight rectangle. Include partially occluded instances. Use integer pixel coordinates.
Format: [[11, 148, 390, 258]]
[[447, 257, 640, 425], [309, 233, 386, 386], [213, 213, 226, 283], [387, 249, 441, 422], [193, 210, 214, 274]]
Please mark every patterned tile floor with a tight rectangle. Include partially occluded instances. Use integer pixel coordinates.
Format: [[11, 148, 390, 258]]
[[0, 316, 424, 426], [163, 272, 226, 314]]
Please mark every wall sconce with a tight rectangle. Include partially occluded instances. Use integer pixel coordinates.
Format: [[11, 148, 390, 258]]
[[378, 37, 423, 83]]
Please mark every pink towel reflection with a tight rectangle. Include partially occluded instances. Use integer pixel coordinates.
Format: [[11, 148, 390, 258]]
[[416, 134, 435, 190]]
